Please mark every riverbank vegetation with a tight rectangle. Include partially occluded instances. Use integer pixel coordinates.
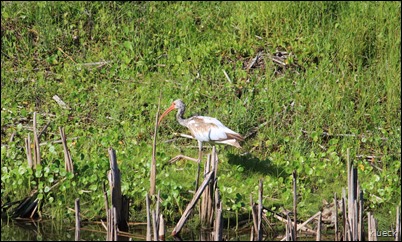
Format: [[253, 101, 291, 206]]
[[1, 1, 400, 235]]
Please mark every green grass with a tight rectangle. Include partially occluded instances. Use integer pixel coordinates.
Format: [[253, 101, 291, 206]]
[[1, 1, 401, 233]]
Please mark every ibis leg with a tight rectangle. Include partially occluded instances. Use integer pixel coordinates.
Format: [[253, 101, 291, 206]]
[[194, 141, 203, 192]]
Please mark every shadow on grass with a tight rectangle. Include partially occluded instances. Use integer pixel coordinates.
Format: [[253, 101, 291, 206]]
[[226, 152, 290, 180]]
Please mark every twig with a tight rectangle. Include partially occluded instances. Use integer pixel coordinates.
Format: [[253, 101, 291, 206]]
[[247, 51, 262, 70], [57, 47, 76, 64], [79, 61, 112, 66], [39, 136, 79, 146], [38, 120, 51, 139], [53, 95, 70, 109], [222, 69, 232, 84]]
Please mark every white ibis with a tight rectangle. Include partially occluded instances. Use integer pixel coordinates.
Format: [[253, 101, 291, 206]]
[[158, 99, 244, 189]]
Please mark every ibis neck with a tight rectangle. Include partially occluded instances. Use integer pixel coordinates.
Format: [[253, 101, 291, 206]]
[[176, 107, 187, 126]]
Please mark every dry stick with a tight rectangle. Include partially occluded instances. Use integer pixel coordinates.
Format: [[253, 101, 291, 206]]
[[53, 95, 70, 109], [293, 171, 297, 241], [250, 195, 258, 239], [279, 212, 319, 241], [103, 182, 109, 228], [60, 127, 74, 173], [106, 209, 110, 240], [250, 225, 254, 241], [316, 212, 322, 241], [38, 120, 51, 139], [39, 136, 79, 146], [296, 211, 320, 234], [214, 188, 223, 241], [368, 212, 372, 241], [75, 198, 80, 241], [107, 148, 124, 231], [150, 94, 161, 196], [352, 167, 358, 241], [172, 170, 214, 236], [156, 190, 161, 231], [25, 134, 33, 168], [209, 149, 218, 226], [222, 69, 232, 84], [371, 213, 378, 241], [347, 148, 353, 241], [353, 200, 358, 241], [9, 131, 16, 142], [33, 112, 41, 167], [113, 207, 118, 241], [159, 214, 165, 241], [146, 193, 152, 241], [57, 47, 76, 63], [286, 216, 290, 241], [152, 210, 158, 241], [396, 206, 401, 242], [200, 154, 211, 225], [257, 179, 263, 241], [342, 188, 347, 241], [358, 184, 364, 241], [287, 213, 294, 241], [334, 193, 338, 241]]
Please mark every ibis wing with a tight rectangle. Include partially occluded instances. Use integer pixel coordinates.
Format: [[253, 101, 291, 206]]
[[186, 116, 243, 142]]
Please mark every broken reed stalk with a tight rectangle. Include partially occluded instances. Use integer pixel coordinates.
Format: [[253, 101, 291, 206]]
[[214, 188, 223, 241], [60, 127, 74, 173], [334, 193, 338, 241], [358, 186, 363, 241], [106, 207, 117, 241], [150, 94, 161, 196], [75, 198, 80, 241], [152, 210, 158, 241], [316, 212, 321, 241], [200, 154, 211, 226], [286, 213, 295, 241], [103, 182, 109, 218], [293, 170, 297, 241], [107, 148, 128, 231], [342, 188, 347, 240], [25, 133, 33, 168], [257, 179, 263, 241], [250, 195, 258, 240], [172, 170, 214, 236], [146, 192, 152, 241], [33, 112, 41, 167], [368, 212, 378, 241], [158, 215, 165, 241], [396, 206, 401, 242]]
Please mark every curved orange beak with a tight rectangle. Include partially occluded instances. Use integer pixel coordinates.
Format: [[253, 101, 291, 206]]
[[158, 103, 176, 126]]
